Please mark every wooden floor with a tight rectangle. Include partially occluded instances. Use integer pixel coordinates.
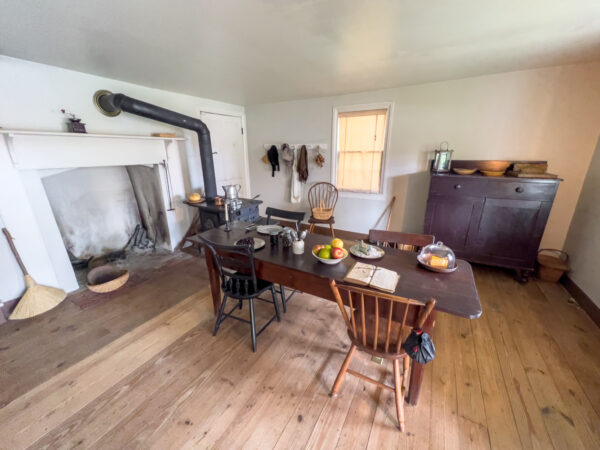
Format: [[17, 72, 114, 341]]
[[1, 255, 599, 449]]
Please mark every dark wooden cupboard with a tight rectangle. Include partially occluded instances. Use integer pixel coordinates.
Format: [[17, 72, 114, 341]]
[[424, 171, 560, 281]]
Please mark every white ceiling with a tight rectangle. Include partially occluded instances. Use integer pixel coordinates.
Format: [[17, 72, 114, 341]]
[[1, 0, 599, 105]]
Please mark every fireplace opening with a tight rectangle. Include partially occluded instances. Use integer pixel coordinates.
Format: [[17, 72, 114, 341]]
[[41, 164, 171, 287]]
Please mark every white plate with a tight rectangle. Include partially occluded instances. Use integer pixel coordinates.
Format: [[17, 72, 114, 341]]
[[349, 243, 385, 259], [256, 225, 283, 235], [235, 237, 266, 250]]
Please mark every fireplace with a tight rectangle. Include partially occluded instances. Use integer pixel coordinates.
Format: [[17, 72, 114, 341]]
[[0, 130, 190, 294]]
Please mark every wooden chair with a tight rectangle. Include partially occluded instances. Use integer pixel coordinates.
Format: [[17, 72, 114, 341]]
[[329, 280, 436, 431], [198, 235, 281, 352], [308, 182, 338, 237], [265, 207, 306, 312], [265, 207, 305, 232], [368, 229, 434, 252]]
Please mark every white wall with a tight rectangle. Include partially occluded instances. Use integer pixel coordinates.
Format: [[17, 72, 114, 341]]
[[0, 55, 243, 303], [246, 62, 600, 248], [564, 138, 600, 307]]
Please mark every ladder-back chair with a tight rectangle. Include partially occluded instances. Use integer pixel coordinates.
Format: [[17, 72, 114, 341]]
[[368, 230, 434, 252], [329, 280, 436, 431], [198, 235, 281, 352], [265, 207, 306, 312], [308, 182, 338, 237]]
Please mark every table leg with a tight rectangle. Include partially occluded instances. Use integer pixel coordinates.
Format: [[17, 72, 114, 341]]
[[204, 245, 222, 315], [407, 310, 436, 405]]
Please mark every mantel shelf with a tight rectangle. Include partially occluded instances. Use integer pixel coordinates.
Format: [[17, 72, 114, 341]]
[[1, 128, 185, 170], [0, 129, 186, 141]]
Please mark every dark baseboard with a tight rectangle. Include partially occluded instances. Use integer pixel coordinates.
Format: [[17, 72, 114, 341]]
[[0, 298, 18, 324], [561, 276, 600, 328]]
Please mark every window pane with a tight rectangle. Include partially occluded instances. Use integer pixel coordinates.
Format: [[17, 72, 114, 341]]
[[338, 151, 382, 192], [337, 108, 387, 193]]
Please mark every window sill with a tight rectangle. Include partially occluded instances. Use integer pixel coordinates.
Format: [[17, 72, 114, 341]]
[[338, 190, 385, 201]]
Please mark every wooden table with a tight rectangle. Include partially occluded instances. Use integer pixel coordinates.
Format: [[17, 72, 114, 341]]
[[191, 222, 481, 405]]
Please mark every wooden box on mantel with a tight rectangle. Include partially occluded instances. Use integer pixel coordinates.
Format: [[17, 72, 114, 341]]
[[424, 160, 562, 281]]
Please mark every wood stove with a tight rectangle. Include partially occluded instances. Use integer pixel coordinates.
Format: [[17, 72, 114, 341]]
[[186, 198, 261, 231]]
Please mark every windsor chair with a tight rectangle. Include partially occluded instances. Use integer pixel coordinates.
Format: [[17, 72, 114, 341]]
[[198, 235, 281, 352], [308, 182, 338, 237], [265, 207, 306, 312], [368, 229, 434, 252], [329, 279, 436, 431]]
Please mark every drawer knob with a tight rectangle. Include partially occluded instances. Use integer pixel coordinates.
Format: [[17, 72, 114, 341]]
[[454, 184, 462, 189], [515, 187, 524, 193]]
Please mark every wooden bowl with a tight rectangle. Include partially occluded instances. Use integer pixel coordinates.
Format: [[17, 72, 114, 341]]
[[481, 170, 505, 177], [87, 265, 129, 293], [452, 168, 477, 175], [477, 161, 512, 172]]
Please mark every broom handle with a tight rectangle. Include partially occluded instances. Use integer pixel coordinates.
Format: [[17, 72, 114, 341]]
[[2, 228, 28, 276], [385, 196, 396, 231]]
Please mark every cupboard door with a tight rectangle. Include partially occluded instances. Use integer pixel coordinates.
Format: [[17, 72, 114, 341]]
[[424, 196, 483, 252], [472, 198, 545, 267]]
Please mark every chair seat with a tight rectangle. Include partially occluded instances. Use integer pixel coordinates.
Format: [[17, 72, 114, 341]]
[[308, 216, 335, 224], [223, 273, 274, 299]]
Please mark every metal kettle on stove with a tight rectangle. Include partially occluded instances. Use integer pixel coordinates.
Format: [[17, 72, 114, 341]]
[[222, 184, 241, 201]]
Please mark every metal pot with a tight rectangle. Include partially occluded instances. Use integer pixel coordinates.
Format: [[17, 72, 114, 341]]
[[222, 184, 241, 200]]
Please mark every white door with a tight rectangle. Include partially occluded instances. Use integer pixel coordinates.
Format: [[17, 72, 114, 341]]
[[199, 111, 248, 198]]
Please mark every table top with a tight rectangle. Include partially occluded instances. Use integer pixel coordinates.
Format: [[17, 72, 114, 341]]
[[193, 222, 482, 319]]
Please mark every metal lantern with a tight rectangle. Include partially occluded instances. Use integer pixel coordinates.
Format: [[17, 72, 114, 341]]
[[432, 141, 454, 173]]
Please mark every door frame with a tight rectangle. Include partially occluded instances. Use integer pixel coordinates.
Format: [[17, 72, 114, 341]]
[[197, 107, 251, 198]]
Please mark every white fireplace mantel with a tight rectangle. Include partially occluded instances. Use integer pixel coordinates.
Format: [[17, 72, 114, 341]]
[[2, 130, 185, 169], [0, 130, 190, 298]]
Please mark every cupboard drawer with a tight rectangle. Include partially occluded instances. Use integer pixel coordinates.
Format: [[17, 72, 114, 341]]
[[485, 180, 557, 201], [429, 177, 483, 197]]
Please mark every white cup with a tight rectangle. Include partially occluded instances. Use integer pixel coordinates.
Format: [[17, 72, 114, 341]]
[[292, 239, 305, 255]]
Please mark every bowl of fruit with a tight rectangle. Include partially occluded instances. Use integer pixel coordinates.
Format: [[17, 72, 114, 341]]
[[312, 238, 348, 265]]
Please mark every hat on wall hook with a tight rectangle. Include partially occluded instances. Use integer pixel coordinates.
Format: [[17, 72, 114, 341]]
[[314, 145, 325, 167]]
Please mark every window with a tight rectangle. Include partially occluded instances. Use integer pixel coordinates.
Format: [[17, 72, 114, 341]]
[[333, 105, 390, 194]]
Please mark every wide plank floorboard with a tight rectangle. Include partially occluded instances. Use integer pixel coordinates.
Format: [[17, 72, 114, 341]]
[[1, 257, 599, 449]]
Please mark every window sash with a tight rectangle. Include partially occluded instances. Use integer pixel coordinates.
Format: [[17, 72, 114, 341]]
[[336, 108, 388, 194]]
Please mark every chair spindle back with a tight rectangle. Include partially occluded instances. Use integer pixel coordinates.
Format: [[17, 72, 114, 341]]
[[330, 280, 435, 355], [368, 230, 434, 252], [198, 235, 259, 297], [265, 207, 306, 231], [308, 182, 338, 211]]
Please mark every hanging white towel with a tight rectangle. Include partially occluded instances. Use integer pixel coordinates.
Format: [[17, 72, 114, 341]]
[[290, 148, 302, 203]]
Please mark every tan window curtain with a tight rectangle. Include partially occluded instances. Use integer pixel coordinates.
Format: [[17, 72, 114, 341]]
[[337, 109, 387, 193]]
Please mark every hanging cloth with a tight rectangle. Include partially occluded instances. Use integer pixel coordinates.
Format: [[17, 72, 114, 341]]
[[267, 145, 280, 177], [281, 143, 294, 169], [290, 148, 302, 203], [297, 145, 308, 183]]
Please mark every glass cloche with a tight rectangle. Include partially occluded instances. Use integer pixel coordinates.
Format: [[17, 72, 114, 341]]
[[418, 241, 457, 272]]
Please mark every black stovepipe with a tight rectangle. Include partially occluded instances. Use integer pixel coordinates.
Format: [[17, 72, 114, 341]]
[[93, 90, 217, 199]]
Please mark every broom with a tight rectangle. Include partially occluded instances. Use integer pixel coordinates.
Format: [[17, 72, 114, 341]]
[[2, 228, 67, 320]]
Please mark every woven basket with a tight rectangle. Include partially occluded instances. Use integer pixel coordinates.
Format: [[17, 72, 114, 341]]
[[312, 200, 333, 220], [87, 265, 130, 293], [312, 207, 333, 220], [536, 249, 569, 282]]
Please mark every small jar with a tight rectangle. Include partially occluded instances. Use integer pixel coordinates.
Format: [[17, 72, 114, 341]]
[[280, 229, 293, 248], [270, 231, 279, 246], [292, 239, 305, 254]]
